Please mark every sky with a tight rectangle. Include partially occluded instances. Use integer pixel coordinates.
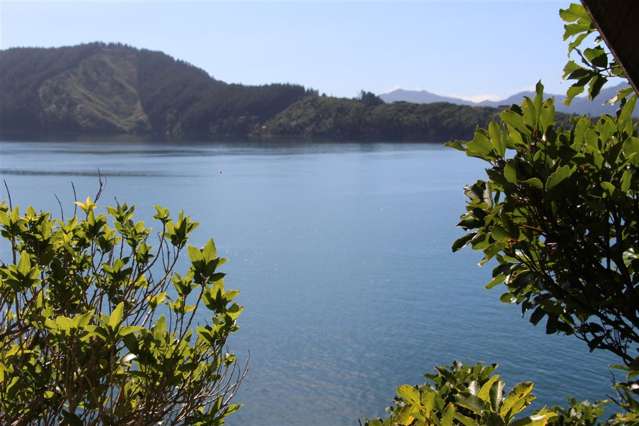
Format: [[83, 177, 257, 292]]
[[0, 0, 572, 101]]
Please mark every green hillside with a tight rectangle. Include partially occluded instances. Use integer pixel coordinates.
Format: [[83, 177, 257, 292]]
[[257, 95, 498, 141], [1, 42, 506, 142], [0, 43, 310, 139]]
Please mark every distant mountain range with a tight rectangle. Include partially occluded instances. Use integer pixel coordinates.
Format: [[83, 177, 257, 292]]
[[379, 89, 476, 106], [380, 84, 636, 117]]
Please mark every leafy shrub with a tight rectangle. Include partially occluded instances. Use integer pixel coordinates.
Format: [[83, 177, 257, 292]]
[[549, 398, 608, 426], [0, 197, 243, 424], [449, 83, 638, 367], [363, 361, 556, 426], [449, 80, 638, 423]]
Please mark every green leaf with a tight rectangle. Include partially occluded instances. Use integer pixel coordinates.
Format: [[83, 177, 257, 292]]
[[489, 121, 505, 157], [500, 293, 515, 304], [108, 302, 125, 329], [621, 170, 632, 193], [510, 410, 557, 426], [559, 4, 589, 23], [188, 245, 202, 262], [540, 99, 555, 132], [56, 316, 74, 332], [153, 205, 170, 222], [562, 60, 580, 79], [584, 47, 608, 68], [600, 181, 616, 195], [564, 84, 585, 105], [567, 32, 588, 53], [571, 116, 590, 149], [396, 385, 419, 404], [522, 97, 537, 128], [456, 394, 486, 414], [441, 403, 456, 426], [500, 382, 534, 418], [545, 165, 575, 190], [420, 390, 436, 415], [44, 318, 58, 331], [522, 178, 543, 190], [73, 311, 93, 328], [119, 325, 143, 336], [454, 412, 477, 426], [563, 22, 590, 40], [202, 239, 217, 262], [17, 251, 31, 275], [588, 74, 606, 100], [492, 225, 510, 242], [489, 379, 504, 411], [466, 130, 495, 160], [154, 316, 167, 340], [529, 307, 545, 326], [619, 95, 638, 133], [445, 140, 466, 151], [622, 137, 639, 157], [485, 274, 505, 290], [534, 81, 544, 114], [452, 233, 475, 252], [477, 374, 501, 402], [148, 291, 167, 309], [509, 417, 543, 426], [566, 66, 591, 81], [504, 163, 518, 184], [500, 109, 527, 135]]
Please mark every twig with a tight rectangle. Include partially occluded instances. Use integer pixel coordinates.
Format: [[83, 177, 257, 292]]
[[3, 179, 13, 210], [71, 181, 78, 218], [3, 180, 16, 263], [94, 169, 105, 203], [54, 193, 65, 222]]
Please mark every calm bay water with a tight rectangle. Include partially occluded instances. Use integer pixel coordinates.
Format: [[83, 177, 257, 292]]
[[0, 140, 614, 425]]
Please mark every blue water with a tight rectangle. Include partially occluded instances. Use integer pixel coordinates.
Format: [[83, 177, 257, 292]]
[[0, 140, 615, 425]]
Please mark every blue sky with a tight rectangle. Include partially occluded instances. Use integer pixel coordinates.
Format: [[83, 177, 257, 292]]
[[1, 1, 571, 100]]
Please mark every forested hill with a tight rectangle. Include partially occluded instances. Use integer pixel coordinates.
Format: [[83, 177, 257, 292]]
[[257, 96, 496, 141], [0, 43, 311, 139], [1, 42, 499, 141]]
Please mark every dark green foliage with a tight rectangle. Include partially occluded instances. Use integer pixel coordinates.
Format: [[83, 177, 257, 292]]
[[0, 197, 243, 424], [135, 47, 311, 138], [0, 43, 105, 133], [450, 82, 639, 423], [549, 398, 608, 426], [451, 82, 639, 368], [258, 96, 499, 142], [1, 42, 524, 142], [0, 43, 312, 139], [359, 91, 385, 107]]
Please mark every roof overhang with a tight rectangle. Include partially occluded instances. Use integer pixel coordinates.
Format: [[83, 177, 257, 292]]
[[581, 0, 639, 95]]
